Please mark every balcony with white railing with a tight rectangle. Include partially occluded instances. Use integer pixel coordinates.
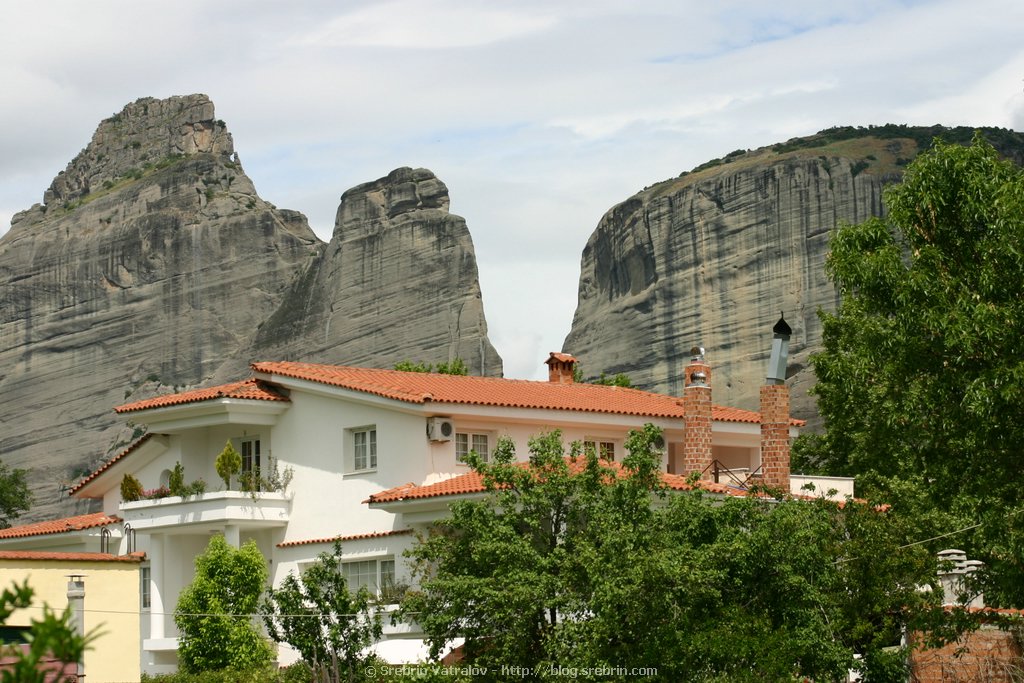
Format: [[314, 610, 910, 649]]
[[120, 489, 291, 533]]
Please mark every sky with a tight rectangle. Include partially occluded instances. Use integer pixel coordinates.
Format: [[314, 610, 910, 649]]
[[2, 1, 1022, 381]]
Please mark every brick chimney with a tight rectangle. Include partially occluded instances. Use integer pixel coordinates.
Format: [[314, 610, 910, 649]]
[[760, 314, 792, 493], [682, 346, 713, 479], [545, 352, 577, 384]]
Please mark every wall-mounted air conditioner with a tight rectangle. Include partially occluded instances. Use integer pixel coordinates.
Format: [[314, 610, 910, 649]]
[[427, 417, 454, 442]]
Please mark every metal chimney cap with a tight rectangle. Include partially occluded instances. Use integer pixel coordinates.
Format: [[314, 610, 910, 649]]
[[689, 346, 705, 362], [773, 312, 792, 338]]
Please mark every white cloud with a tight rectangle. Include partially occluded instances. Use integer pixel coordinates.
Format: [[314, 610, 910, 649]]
[[293, 1, 558, 49], [2, 0, 1023, 374]]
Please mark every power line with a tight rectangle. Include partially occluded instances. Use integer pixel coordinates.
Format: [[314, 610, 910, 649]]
[[833, 521, 982, 565]]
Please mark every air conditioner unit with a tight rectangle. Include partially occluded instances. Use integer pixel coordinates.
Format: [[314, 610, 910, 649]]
[[427, 417, 454, 442]]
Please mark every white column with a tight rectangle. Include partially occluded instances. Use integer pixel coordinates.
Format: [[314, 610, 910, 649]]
[[224, 524, 240, 548], [149, 534, 165, 640]]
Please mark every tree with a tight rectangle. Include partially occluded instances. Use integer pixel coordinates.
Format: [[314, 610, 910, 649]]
[[404, 426, 942, 681], [174, 535, 273, 673], [264, 542, 382, 683], [394, 359, 468, 375], [0, 461, 31, 529], [119, 473, 143, 502], [0, 581, 96, 683], [794, 134, 1024, 605], [570, 363, 633, 387], [215, 440, 242, 489]]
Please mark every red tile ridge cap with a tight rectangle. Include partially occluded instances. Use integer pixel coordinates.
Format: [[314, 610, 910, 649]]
[[277, 529, 414, 548], [252, 361, 800, 423], [69, 434, 155, 496], [115, 378, 289, 414], [0, 512, 121, 540], [0, 550, 144, 563], [366, 461, 752, 505]]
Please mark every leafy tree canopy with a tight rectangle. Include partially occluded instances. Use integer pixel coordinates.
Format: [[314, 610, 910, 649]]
[[0, 461, 31, 529], [263, 542, 382, 682], [394, 359, 468, 375], [174, 535, 272, 673], [794, 134, 1024, 606], [404, 427, 946, 682]]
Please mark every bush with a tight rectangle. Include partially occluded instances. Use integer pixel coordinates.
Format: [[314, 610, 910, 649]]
[[215, 441, 241, 488], [168, 462, 186, 497], [120, 474, 143, 502]]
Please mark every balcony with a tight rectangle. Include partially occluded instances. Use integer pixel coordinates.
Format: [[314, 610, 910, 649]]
[[120, 490, 291, 533]]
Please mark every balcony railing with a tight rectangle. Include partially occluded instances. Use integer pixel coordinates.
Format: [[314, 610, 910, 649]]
[[120, 490, 290, 532]]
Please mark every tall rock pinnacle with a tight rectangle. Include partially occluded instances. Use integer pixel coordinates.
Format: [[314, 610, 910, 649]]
[[253, 167, 503, 377], [0, 95, 502, 522]]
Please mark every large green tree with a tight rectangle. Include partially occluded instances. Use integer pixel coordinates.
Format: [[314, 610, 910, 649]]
[[404, 427, 944, 682], [263, 542, 382, 683], [174, 535, 273, 673], [794, 134, 1024, 605]]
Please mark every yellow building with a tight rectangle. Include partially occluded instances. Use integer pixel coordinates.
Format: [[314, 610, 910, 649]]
[[0, 549, 143, 683]]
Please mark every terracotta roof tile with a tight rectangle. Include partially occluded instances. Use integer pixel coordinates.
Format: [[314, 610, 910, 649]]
[[115, 378, 289, 414], [0, 550, 144, 563], [251, 361, 803, 424], [0, 513, 120, 540], [277, 529, 414, 548], [366, 460, 741, 505], [68, 434, 153, 496]]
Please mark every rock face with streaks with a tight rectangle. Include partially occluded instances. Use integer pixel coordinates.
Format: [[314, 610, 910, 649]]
[[0, 95, 319, 520], [251, 167, 503, 376], [0, 95, 501, 522], [562, 127, 1024, 424]]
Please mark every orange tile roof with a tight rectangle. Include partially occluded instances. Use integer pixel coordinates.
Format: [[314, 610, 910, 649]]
[[251, 361, 803, 424], [0, 550, 144, 563], [366, 460, 741, 505], [278, 529, 414, 548], [0, 513, 120, 540], [68, 434, 153, 496], [115, 378, 289, 414]]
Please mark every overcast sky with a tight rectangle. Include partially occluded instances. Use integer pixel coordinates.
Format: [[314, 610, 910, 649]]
[[2, 1, 1022, 380]]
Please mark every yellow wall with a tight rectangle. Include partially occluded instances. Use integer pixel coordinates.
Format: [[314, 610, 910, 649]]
[[0, 559, 141, 683]]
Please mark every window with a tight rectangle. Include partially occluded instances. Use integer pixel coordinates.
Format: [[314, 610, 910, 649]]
[[240, 437, 261, 479], [456, 432, 490, 463], [141, 566, 151, 610], [353, 428, 377, 471], [584, 440, 616, 461], [341, 557, 396, 595]]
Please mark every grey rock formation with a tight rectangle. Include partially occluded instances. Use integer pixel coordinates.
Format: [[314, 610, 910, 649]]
[[0, 95, 320, 521], [1, 96, 502, 522], [252, 167, 502, 376], [563, 128, 1024, 423]]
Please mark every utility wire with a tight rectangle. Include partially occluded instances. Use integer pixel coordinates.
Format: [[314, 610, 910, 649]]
[[833, 521, 983, 565]]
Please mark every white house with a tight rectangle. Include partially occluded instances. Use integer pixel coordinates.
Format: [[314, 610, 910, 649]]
[[2, 340, 849, 675]]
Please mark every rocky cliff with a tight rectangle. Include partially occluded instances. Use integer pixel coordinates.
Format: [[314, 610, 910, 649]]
[[251, 167, 502, 376], [0, 95, 501, 521], [563, 126, 1024, 423]]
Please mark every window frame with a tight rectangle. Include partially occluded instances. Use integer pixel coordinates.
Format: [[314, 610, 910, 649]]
[[240, 436, 262, 480], [140, 565, 151, 610], [348, 426, 378, 473], [584, 438, 618, 461], [456, 431, 492, 464], [339, 556, 396, 596]]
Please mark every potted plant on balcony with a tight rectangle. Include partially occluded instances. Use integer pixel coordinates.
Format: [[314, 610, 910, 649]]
[[215, 441, 241, 490]]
